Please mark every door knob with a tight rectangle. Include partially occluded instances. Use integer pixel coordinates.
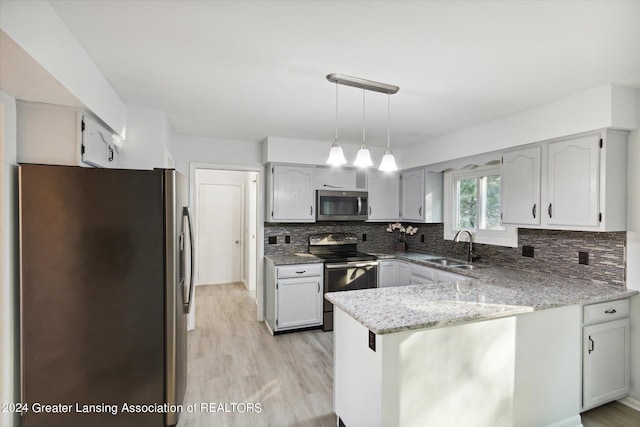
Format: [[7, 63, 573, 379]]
[[235, 240, 240, 244]]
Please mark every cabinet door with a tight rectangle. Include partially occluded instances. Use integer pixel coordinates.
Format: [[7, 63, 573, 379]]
[[547, 135, 600, 227], [368, 170, 400, 221], [378, 261, 397, 288], [582, 318, 630, 410], [276, 277, 322, 330], [396, 261, 411, 286], [401, 169, 425, 221], [436, 270, 469, 283], [501, 146, 541, 225], [272, 165, 315, 222], [81, 116, 111, 168]]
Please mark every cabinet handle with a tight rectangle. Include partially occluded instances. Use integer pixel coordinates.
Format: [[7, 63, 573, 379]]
[[310, 206, 313, 216], [108, 146, 114, 162], [604, 309, 617, 314], [295, 271, 306, 274], [532, 204, 536, 219], [369, 206, 372, 215], [588, 335, 594, 354], [548, 203, 552, 218], [317, 283, 320, 293], [418, 206, 422, 216]]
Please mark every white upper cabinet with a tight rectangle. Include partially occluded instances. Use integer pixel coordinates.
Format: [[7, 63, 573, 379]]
[[268, 164, 315, 222], [315, 166, 366, 191], [401, 169, 443, 223], [367, 170, 400, 221], [547, 134, 600, 227], [501, 145, 541, 225], [17, 101, 120, 168], [82, 115, 116, 168], [500, 130, 627, 231]]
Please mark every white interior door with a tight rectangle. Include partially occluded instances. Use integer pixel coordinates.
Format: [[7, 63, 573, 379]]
[[197, 183, 243, 285]]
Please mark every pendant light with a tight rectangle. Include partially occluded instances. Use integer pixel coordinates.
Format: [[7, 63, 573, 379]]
[[378, 92, 398, 172], [326, 82, 347, 166], [325, 74, 399, 168], [353, 87, 373, 168]]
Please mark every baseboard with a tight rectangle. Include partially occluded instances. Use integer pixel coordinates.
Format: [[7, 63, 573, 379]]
[[546, 414, 583, 427], [619, 396, 640, 412]]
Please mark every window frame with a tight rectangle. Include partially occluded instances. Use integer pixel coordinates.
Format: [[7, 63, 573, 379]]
[[444, 165, 518, 247]]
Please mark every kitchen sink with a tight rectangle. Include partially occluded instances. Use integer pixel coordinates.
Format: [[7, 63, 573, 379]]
[[449, 264, 483, 270]]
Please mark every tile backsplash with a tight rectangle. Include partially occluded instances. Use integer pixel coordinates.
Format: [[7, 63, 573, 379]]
[[264, 222, 626, 287]]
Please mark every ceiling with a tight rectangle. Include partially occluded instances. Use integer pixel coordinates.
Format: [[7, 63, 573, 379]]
[[35, 1, 640, 147]]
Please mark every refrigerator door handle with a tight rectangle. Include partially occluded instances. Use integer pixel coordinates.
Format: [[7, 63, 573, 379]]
[[183, 206, 195, 314]]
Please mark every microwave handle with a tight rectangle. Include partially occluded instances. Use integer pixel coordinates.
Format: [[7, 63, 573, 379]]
[[357, 197, 362, 215]]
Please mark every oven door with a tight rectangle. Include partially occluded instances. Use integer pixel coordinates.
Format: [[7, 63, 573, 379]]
[[324, 261, 378, 326]]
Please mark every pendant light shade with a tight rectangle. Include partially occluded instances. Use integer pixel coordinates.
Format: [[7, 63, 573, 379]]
[[379, 149, 398, 171], [327, 142, 347, 165], [378, 93, 398, 172], [327, 81, 347, 166], [354, 146, 373, 167]]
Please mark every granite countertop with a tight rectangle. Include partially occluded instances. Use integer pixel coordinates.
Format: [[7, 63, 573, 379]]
[[325, 251, 638, 335], [265, 253, 323, 265]]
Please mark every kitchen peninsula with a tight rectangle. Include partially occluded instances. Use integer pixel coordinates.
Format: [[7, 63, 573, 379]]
[[326, 257, 637, 427]]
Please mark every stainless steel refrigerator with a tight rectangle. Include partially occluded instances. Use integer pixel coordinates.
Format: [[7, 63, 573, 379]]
[[19, 164, 194, 427]]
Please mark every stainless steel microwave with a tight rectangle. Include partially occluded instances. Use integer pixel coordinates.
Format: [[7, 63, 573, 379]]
[[316, 190, 368, 221]]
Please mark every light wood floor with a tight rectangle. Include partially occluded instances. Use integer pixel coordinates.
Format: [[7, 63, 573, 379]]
[[180, 283, 640, 427], [582, 401, 640, 427], [179, 283, 336, 427]]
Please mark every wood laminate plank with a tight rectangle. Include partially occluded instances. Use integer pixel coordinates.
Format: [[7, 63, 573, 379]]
[[180, 283, 335, 427], [582, 401, 640, 427]]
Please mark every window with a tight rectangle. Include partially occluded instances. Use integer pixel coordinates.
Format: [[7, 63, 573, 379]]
[[444, 165, 517, 247]]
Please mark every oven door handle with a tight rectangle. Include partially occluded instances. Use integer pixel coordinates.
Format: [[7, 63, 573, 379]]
[[326, 261, 378, 269]]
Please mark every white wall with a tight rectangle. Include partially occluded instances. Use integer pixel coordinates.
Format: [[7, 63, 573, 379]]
[[402, 84, 638, 170], [0, 1, 126, 137], [173, 134, 262, 178], [0, 91, 19, 427], [625, 91, 640, 405], [120, 108, 171, 170]]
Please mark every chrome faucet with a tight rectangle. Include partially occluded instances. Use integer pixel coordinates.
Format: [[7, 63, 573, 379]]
[[454, 229, 476, 263]]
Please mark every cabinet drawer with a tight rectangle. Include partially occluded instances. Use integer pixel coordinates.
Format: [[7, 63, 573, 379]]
[[583, 299, 629, 324], [277, 264, 323, 279]]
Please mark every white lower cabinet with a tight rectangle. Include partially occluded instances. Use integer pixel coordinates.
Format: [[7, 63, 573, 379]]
[[379, 259, 468, 287], [378, 260, 411, 288], [582, 299, 630, 411], [265, 260, 323, 334]]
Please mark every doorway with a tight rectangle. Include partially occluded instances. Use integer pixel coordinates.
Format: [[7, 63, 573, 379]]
[[188, 166, 262, 330], [197, 183, 243, 285]]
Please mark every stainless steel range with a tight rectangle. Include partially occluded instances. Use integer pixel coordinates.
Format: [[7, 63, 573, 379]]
[[309, 233, 378, 331]]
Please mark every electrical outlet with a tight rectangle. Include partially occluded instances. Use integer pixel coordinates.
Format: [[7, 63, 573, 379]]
[[362, 233, 367, 242], [368, 330, 376, 352], [522, 245, 535, 258], [285, 235, 291, 244], [421, 234, 425, 243], [579, 251, 589, 265], [268, 236, 277, 244]]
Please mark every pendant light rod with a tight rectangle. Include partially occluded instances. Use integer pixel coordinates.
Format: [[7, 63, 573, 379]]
[[362, 88, 365, 144], [327, 73, 399, 94], [335, 82, 339, 142]]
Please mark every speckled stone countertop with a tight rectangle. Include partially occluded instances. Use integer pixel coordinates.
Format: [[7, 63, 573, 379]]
[[265, 253, 323, 265], [326, 251, 638, 335]]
